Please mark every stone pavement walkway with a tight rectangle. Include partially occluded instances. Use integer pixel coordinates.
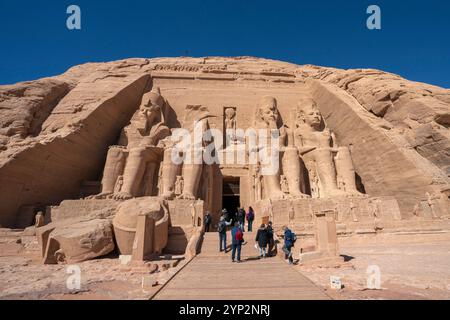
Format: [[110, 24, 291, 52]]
[[152, 231, 330, 300]]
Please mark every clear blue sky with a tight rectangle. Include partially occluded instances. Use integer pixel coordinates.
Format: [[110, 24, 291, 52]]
[[0, 0, 449, 88]]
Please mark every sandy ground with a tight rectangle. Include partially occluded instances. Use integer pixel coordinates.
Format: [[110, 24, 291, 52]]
[[0, 235, 186, 300], [298, 234, 450, 300], [1, 231, 450, 300]]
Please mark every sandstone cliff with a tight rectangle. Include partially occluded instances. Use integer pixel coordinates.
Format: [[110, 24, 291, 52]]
[[0, 57, 448, 227]]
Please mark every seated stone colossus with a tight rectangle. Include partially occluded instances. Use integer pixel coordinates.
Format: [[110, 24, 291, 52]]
[[36, 87, 214, 264], [252, 96, 309, 200], [293, 98, 362, 198], [251, 95, 362, 201], [92, 87, 171, 200], [92, 86, 214, 202]]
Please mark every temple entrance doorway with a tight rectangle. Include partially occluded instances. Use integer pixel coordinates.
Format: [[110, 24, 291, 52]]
[[222, 178, 240, 220]]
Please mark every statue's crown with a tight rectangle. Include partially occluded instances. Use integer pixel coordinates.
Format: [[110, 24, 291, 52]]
[[143, 87, 164, 107]]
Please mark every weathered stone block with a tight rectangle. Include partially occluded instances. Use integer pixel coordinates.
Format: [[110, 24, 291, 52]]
[[47, 219, 115, 264]]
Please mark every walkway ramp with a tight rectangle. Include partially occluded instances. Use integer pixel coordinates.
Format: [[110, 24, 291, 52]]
[[152, 231, 330, 300]]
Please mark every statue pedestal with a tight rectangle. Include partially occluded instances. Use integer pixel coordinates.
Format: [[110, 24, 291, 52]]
[[315, 210, 339, 255], [167, 199, 204, 227], [298, 210, 344, 266], [164, 199, 205, 255], [253, 195, 402, 234]]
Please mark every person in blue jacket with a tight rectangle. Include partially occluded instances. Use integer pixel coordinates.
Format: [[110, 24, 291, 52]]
[[218, 215, 232, 252], [282, 225, 297, 265], [231, 222, 244, 262]]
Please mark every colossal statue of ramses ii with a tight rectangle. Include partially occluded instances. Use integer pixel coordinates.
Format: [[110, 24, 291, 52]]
[[293, 98, 362, 198], [93, 87, 171, 200], [252, 96, 362, 201], [253, 96, 309, 200]]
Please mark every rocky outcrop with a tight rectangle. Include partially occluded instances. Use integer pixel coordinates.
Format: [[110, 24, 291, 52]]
[[0, 79, 72, 145]]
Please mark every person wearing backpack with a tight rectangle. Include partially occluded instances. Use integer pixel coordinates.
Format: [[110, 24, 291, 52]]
[[282, 226, 296, 265], [221, 208, 229, 221], [218, 216, 231, 252], [246, 207, 255, 232], [231, 222, 244, 262], [255, 223, 269, 258]]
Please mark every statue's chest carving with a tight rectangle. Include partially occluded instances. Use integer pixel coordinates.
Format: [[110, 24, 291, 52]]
[[297, 130, 331, 148]]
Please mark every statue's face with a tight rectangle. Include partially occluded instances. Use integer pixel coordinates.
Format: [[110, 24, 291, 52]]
[[259, 98, 279, 124], [140, 97, 161, 118], [225, 108, 235, 120], [303, 104, 322, 129], [305, 108, 322, 127]]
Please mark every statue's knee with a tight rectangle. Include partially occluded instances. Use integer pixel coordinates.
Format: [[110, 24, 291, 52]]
[[129, 147, 147, 158], [108, 146, 126, 157]]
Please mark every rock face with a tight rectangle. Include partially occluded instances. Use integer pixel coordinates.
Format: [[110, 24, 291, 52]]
[[0, 65, 150, 227], [0, 79, 72, 142], [0, 57, 449, 235]]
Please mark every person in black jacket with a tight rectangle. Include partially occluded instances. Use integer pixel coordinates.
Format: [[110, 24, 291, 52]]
[[204, 211, 212, 232], [255, 224, 268, 258], [246, 207, 255, 232], [237, 208, 246, 232]]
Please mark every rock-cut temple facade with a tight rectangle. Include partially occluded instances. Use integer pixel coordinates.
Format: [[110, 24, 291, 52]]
[[0, 57, 449, 264]]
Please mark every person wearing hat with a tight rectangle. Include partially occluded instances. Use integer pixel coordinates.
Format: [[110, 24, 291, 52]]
[[221, 208, 229, 221]]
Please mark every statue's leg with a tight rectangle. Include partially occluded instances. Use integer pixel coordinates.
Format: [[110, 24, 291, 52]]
[[259, 146, 284, 200], [100, 146, 126, 195], [142, 162, 158, 196], [161, 147, 182, 198], [314, 148, 344, 197], [334, 147, 359, 194], [282, 147, 308, 198], [181, 147, 203, 200], [262, 174, 284, 199], [119, 147, 147, 198]]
